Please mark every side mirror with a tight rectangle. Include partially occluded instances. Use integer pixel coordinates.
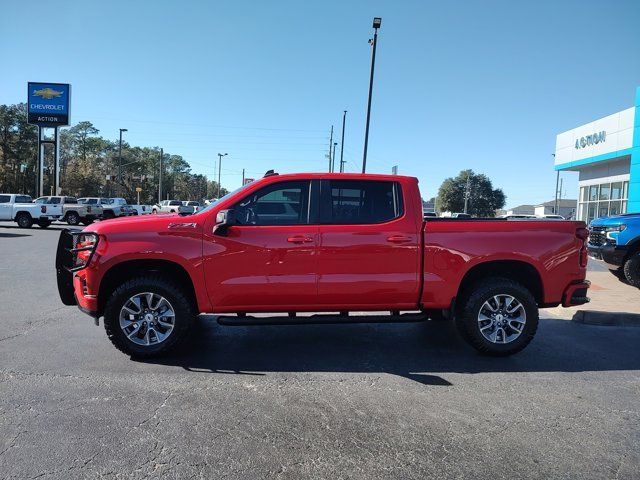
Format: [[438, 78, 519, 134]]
[[214, 209, 236, 235]]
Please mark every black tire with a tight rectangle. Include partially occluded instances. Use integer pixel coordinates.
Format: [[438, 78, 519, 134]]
[[15, 213, 33, 229], [80, 218, 94, 226], [455, 277, 539, 356], [623, 253, 640, 287], [65, 211, 80, 225], [104, 276, 196, 358], [38, 220, 51, 228], [103, 210, 115, 220]]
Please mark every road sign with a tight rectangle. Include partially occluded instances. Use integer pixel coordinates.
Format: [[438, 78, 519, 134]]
[[391, 165, 398, 175], [136, 187, 142, 192], [243, 178, 255, 185], [27, 82, 71, 127]]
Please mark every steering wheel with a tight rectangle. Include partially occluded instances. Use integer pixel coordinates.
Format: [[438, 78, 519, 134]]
[[239, 207, 258, 225]]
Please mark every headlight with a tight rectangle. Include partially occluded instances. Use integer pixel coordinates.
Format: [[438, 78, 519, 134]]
[[72, 233, 99, 270], [605, 224, 626, 240]]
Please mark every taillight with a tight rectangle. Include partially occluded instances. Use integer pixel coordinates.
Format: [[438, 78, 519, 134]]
[[575, 227, 589, 241], [576, 227, 589, 267], [87, 206, 92, 213], [41, 205, 46, 213], [120, 207, 124, 213]]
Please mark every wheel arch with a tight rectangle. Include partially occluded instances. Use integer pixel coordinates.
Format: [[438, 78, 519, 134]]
[[457, 260, 544, 305], [97, 259, 198, 316]]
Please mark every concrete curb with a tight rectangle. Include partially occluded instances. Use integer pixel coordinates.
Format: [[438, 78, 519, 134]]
[[572, 310, 640, 327]]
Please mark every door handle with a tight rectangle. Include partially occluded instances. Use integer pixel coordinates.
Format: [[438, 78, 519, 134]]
[[287, 235, 314, 243], [386, 235, 412, 243]]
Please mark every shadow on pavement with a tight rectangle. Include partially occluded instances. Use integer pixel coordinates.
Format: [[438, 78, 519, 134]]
[[141, 316, 640, 385], [0, 224, 67, 231], [0, 232, 32, 238]]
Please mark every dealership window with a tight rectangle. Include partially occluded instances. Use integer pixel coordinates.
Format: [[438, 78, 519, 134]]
[[578, 180, 629, 223]]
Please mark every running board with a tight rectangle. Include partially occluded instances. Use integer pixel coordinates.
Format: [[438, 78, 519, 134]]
[[216, 313, 428, 326]]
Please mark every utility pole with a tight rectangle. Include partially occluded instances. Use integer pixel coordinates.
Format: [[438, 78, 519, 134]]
[[339, 110, 347, 173], [362, 17, 382, 173], [158, 148, 163, 204], [118, 128, 127, 197], [242, 168, 245, 186], [328, 125, 334, 172], [217, 153, 227, 198], [463, 173, 471, 214]]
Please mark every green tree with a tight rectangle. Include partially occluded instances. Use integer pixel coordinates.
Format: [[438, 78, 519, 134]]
[[437, 169, 506, 217]]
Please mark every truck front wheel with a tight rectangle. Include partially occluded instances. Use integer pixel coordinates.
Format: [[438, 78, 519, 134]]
[[456, 278, 538, 356], [104, 276, 196, 358], [623, 253, 640, 287]]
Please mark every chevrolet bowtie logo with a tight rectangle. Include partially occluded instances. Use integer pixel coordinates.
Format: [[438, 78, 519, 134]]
[[33, 87, 63, 100]]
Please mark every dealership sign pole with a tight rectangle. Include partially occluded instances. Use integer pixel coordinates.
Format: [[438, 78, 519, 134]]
[[27, 82, 71, 197]]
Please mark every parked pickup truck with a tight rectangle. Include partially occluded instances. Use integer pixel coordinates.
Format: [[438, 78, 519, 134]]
[[152, 200, 194, 215], [78, 197, 133, 219], [588, 213, 640, 287], [0, 193, 61, 228], [55, 173, 590, 358], [34, 196, 99, 226]]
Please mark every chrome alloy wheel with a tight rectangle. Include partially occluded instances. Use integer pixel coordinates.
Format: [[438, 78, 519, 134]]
[[477, 294, 526, 344], [119, 292, 175, 346]]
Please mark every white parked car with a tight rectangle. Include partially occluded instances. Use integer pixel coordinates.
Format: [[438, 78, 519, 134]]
[[182, 201, 202, 212], [152, 200, 194, 215], [0, 193, 62, 228], [129, 204, 153, 215]]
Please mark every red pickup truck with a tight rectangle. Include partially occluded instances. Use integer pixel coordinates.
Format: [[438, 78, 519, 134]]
[[56, 172, 590, 358]]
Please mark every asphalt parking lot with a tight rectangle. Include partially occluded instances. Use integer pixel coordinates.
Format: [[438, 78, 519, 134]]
[[1, 221, 639, 479]]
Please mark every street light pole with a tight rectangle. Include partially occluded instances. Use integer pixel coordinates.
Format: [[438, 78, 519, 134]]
[[158, 148, 163, 204], [362, 17, 381, 174], [339, 110, 347, 173], [118, 128, 127, 197], [217, 153, 227, 198], [328, 126, 334, 172], [553, 154, 559, 214]]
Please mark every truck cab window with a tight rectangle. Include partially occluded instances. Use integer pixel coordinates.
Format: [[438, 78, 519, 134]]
[[234, 181, 310, 226], [0, 195, 10, 203], [323, 180, 402, 224]]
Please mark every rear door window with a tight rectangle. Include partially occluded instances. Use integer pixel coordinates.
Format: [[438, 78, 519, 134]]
[[321, 180, 403, 224], [15, 195, 32, 203], [0, 195, 10, 203]]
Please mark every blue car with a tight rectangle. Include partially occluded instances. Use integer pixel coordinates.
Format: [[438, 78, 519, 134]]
[[588, 213, 640, 286]]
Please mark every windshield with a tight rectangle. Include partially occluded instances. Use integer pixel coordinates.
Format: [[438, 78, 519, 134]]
[[197, 183, 254, 215]]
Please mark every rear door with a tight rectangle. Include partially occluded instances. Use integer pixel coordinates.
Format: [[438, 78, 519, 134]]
[[203, 179, 319, 311], [317, 179, 421, 309]]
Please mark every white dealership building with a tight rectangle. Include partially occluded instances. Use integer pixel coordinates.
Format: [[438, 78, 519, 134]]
[[555, 86, 640, 222]]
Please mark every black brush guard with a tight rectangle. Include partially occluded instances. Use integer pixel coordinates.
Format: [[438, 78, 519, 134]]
[[55, 229, 99, 306]]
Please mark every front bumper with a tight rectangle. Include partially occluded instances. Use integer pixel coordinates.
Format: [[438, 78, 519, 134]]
[[55, 229, 100, 316], [588, 243, 627, 268]]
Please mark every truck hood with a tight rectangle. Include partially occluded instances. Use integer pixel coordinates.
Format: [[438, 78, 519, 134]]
[[83, 213, 187, 234], [590, 213, 640, 227]]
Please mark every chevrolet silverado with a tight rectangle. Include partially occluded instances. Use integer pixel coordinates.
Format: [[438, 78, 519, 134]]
[[56, 173, 590, 358]]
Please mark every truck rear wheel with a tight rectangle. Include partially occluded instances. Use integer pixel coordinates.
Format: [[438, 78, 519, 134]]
[[65, 211, 80, 225], [15, 213, 33, 229], [38, 220, 51, 228], [104, 276, 196, 358], [455, 278, 538, 356], [623, 253, 640, 287]]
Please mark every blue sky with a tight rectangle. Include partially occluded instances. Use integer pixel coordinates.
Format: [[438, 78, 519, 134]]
[[1, 0, 639, 207]]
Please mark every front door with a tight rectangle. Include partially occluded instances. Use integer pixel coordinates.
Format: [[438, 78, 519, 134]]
[[317, 179, 421, 310], [203, 179, 319, 312]]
